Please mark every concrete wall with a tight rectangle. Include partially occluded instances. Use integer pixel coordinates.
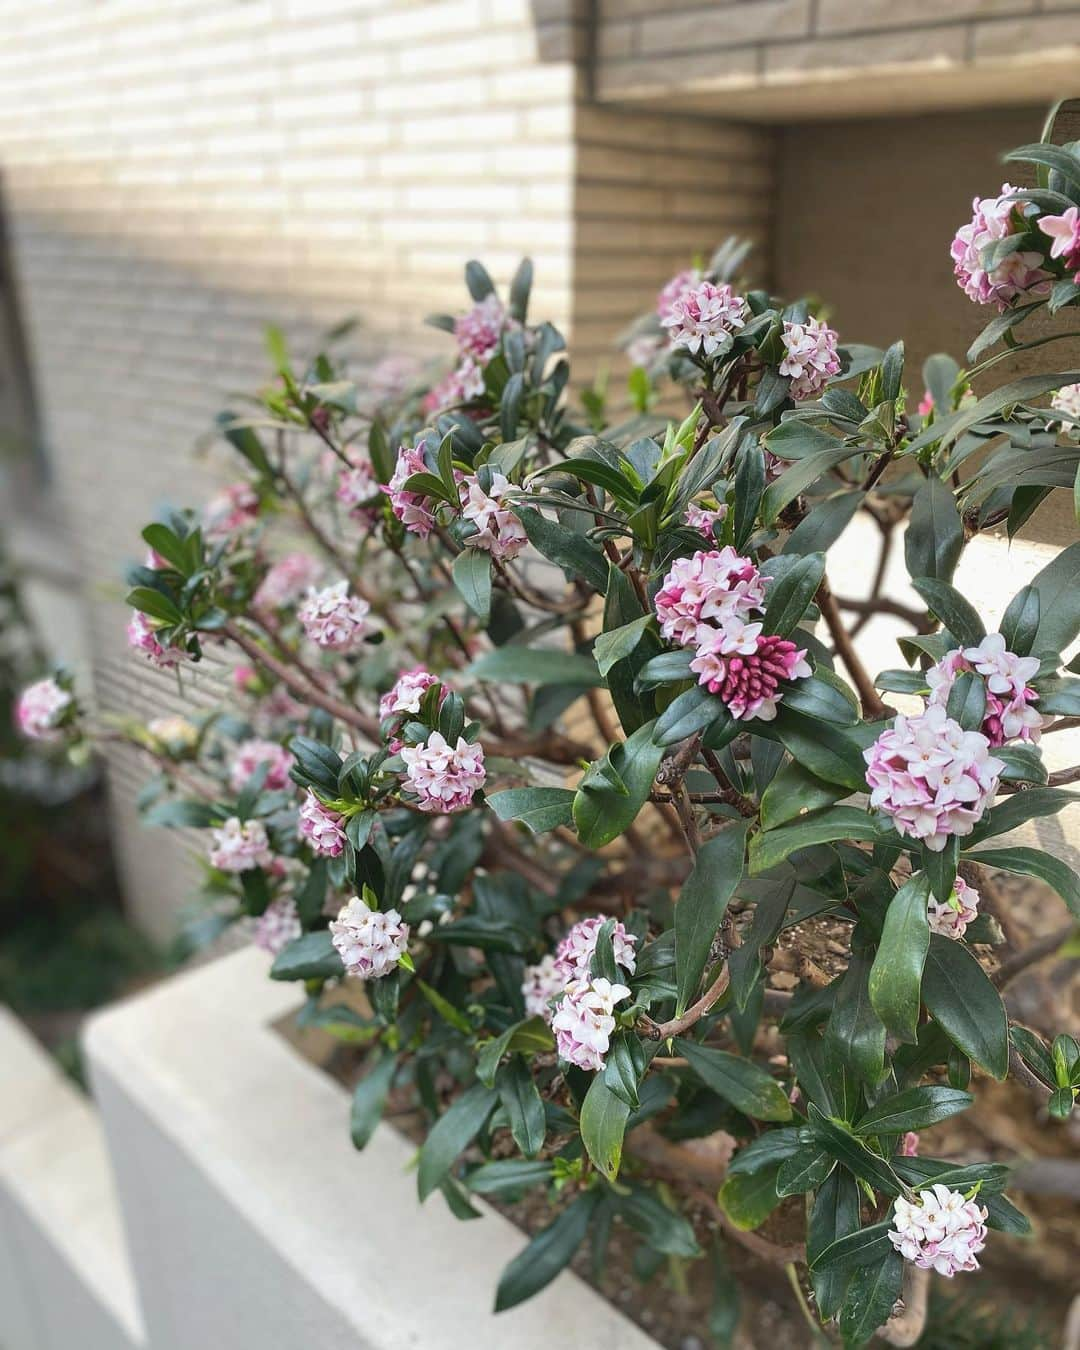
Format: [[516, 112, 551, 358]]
[[595, 0, 1080, 116]]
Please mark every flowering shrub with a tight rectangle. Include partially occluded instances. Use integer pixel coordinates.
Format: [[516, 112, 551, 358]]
[[21, 126, 1080, 1344]]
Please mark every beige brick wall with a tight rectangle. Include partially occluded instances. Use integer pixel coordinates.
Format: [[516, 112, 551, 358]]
[[595, 0, 1080, 116]]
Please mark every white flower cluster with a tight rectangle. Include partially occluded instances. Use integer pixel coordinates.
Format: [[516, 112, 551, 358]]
[[888, 1184, 988, 1277]]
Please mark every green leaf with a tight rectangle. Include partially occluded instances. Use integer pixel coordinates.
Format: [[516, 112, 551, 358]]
[[945, 672, 986, 733], [733, 443, 766, 551], [508, 257, 532, 322], [142, 797, 219, 829], [485, 787, 576, 834], [922, 934, 1009, 1079], [717, 1164, 784, 1231], [350, 1053, 398, 1149], [839, 1250, 903, 1347], [464, 258, 495, 300], [782, 490, 863, 556], [1000, 585, 1041, 656], [602, 1030, 647, 1109], [911, 577, 985, 646], [496, 1058, 546, 1158], [808, 1169, 861, 1321], [467, 645, 602, 688], [573, 721, 663, 849], [675, 1039, 792, 1122], [477, 1016, 549, 1087], [579, 1074, 631, 1181], [761, 444, 865, 524], [126, 585, 184, 625], [493, 1191, 599, 1312], [761, 552, 825, 637], [759, 760, 845, 830], [635, 648, 694, 690], [466, 1159, 553, 1194], [593, 615, 652, 677], [764, 418, 844, 460], [868, 873, 931, 1043], [141, 523, 191, 574], [881, 339, 904, 401], [674, 822, 748, 1015], [770, 709, 870, 790], [516, 505, 609, 593], [452, 548, 492, 623], [969, 786, 1080, 845], [780, 675, 859, 726], [1029, 541, 1080, 657], [826, 952, 887, 1087], [854, 1086, 972, 1137], [906, 475, 962, 582], [807, 1105, 902, 1195], [967, 847, 1080, 921], [269, 930, 345, 982], [775, 1146, 834, 1197], [417, 1083, 499, 1201], [749, 807, 885, 875], [652, 685, 728, 747], [809, 1219, 893, 1273], [616, 1187, 701, 1258], [909, 369, 1080, 453]]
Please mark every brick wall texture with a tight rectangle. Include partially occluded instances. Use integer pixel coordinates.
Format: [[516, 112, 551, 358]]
[[0, 0, 1075, 935]]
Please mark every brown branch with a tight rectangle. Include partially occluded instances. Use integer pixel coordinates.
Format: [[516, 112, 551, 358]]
[[644, 966, 731, 1040], [817, 579, 887, 719], [992, 922, 1074, 990]]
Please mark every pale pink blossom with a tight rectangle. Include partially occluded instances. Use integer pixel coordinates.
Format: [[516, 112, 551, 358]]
[[888, 1184, 988, 1277], [553, 916, 638, 985], [15, 677, 72, 741], [298, 790, 346, 858], [254, 897, 302, 956], [232, 664, 260, 694], [422, 358, 486, 415], [127, 609, 189, 670], [684, 502, 728, 539], [926, 634, 1042, 746], [330, 897, 409, 979], [552, 977, 631, 1072], [336, 450, 381, 522], [385, 439, 444, 538], [203, 482, 259, 543], [690, 630, 811, 721], [229, 738, 294, 793], [917, 390, 936, 417], [660, 280, 748, 359], [522, 954, 565, 1022], [208, 816, 273, 872], [379, 667, 445, 751], [454, 294, 506, 363], [1051, 382, 1080, 425], [864, 704, 1004, 851], [951, 184, 1051, 308], [900, 1132, 920, 1158], [253, 552, 322, 612], [297, 580, 371, 653], [400, 731, 486, 813], [656, 268, 702, 323], [779, 316, 841, 400], [144, 547, 171, 570], [1040, 204, 1080, 280], [927, 875, 980, 940], [627, 334, 665, 368], [654, 548, 767, 646], [369, 353, 420, 406], [458, 471, 527, 560]]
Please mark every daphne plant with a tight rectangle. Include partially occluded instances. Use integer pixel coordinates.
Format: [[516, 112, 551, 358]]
[[22, 123, 1080, 1346]]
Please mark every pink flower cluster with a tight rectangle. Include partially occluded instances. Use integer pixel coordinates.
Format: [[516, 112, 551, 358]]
[[888, 1184, 988, 1278], [379, 667, 445, 751], [656, 268, 702, 324], [521, 916, 638, 1025], [928, 874, 980, 941], [864, 704, 1004, 851], [208, 816, 273, 872], [1041, 205, 1080, 282], [1051, 382, 1080, 425], [553, 915, 638, 984], [386, 439, 444, 538], [400, 731, 486, 813], [522, 955, 564, 1020], [660, 280, 747, 359], [297, 580, 371, 653], [951, 183, 1051, 308], [127, 610, 189, 670], [16, 677, 72, 741], [253, 897, 301, 956], [926, 633, 1042, 747], [684, 501, 727, 539], [298, 790, 346, 857], [459, 471, 528, 560], [454, 294, 506, 363], [253, 552, 322, 612], [779, 316, 841, 401], [655, 548, 810, 722], [552, 977, 631, 1072], [203, 482, 260, 543], [330, 896, 409, 980], [336, 450, 381, 522], [229, 738, 294, 793], [422, 357, 486, 415]]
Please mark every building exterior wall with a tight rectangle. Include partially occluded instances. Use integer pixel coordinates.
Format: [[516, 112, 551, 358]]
[[595, 0, 1080, 116]]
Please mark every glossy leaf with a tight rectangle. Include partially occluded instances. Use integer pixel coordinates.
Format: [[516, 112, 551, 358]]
[[674, 821, 748, 1014], [485, 787, 576, 834], [494, 1190, 600, 1312], [579, 1073, 631, 1181], [350, 1052, 398, 1150], [854, 1086, 973, 1137], [922, 934, 1009, 1079], [868, 873, 931, 1043], [676, 1039, 792, 1122]]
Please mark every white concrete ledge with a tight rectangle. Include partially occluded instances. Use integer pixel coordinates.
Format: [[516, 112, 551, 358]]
[[83, 947, 658, 1350], [0, 1008, 143, 1350]]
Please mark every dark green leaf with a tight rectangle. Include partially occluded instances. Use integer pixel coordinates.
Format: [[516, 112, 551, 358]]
[[809, 1220, 893, 1273], [1029, 541, 1080, 656], [782, 490, 863, 556], [574, 721, 663, 849], [762, 552, 825, 637], [749, 807, 885, 875], [854, 1086, 973, 1137], [717, 1164, 784, 1231], [868, 873, 930, 1044], [674, 822, 748, 1015], [759, 759, 845, 830], [496, 1058, 546, 1158], [579, 1074, 631, 1181], [906, 476, 962, 582], [485, 787, 576, 834], [775, 1146, 834, 1197], [807, 1105, 902, 1195], [616, 1187, 701, 1258], [911, 577, 986, 646], [1000, 585, 1041, 656], [466, 1159, 553, 1195], [808, 1169, 861, 1320], [269, 930, 345, 982], [652, 685, 728, 747], [417, 1083, 499, 1201], [468, 645, 602, 688], [839, 1250, 903, 1347], [675, 1039, 792, 1122], [516, 505, 609, 592], [350, 1053, 397, 1149], [493, 1191, 600, 1312], [602, 1030, 647, 1109], [922, 934, 1009, 1079], [452, 548, 491, 623]]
